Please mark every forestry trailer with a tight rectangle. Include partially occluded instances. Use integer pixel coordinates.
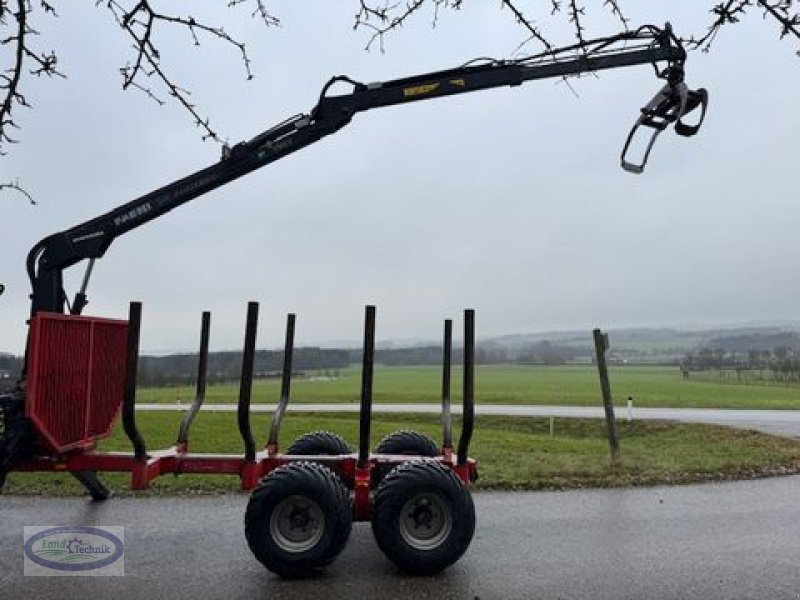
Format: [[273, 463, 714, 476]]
[[0, 24, 707, 576]]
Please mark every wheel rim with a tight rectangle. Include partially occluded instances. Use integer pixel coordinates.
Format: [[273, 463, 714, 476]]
[[269, 495, 326, 553], [398, 492, 452, 551]]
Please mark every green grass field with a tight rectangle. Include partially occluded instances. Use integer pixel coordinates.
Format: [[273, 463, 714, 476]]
[[137, 365, 800, 409], [5, 412, 800, 495]]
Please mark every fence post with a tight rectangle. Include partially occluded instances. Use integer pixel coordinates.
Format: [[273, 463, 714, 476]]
[[593, 328, 620, 466]]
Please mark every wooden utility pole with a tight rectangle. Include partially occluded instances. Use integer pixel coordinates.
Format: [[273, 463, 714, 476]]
[[593, 328, 621, 466]]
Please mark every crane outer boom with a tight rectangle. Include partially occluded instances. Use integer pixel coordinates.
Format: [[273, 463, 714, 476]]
[[27, 27, 689, 316]]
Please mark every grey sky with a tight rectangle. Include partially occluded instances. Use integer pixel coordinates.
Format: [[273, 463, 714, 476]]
[[1, 2, 798, 353]]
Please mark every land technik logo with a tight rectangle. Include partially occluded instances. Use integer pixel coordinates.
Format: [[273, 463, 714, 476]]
[[24, 526, 124, 576]]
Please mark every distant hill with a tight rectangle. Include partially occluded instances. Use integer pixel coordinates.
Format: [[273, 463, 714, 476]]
[[488, 324, 800, 358], [701, 331, 800, 353], [4, 323, 800, 377]]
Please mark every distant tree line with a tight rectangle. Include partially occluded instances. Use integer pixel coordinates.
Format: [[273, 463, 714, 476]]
[[682, 332, 800, 385], [139, 339, 588, 386], [0, 353, 22, 373], [515, 341, 586, 365], [0, 354, 22, 391], [0, 339, 591, 391], [364, 345, 519, 366], [356, 341, 583, 367], [137, 347, 350, 387]]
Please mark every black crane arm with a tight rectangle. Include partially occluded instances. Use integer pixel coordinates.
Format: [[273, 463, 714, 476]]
[[27, 24, 707, 317]]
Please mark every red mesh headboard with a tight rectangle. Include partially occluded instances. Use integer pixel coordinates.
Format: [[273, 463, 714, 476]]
[[26, 312, 129, 453]]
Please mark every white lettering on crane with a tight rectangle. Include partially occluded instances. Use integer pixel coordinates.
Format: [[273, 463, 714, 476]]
[[72, 231, 105, 244], [113, 202, 153, 228]]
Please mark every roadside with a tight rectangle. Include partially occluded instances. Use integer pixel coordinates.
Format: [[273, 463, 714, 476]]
[[137, 402, 800, 438], [4, 412, 800, 496]]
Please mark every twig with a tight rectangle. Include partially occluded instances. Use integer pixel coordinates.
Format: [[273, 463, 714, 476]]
[[0, 0, 61, 155], [354, 0, 431, 52], [99, 0, 279, 142], [0, 178, 36, 204], [686, 0, 800, 52]]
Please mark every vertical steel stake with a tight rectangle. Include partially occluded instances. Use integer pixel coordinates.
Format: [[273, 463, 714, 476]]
[[457, 309, 475, 466], [267, 313, 296, 454], [357, 305, 376, 469], [441, 319, 453, 453], [238, 302, 258, 462], [177, 311, 211, 451], [122, 301, 147, 462]]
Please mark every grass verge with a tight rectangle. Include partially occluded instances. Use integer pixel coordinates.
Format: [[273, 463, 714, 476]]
[[4, 413, 800, 495]]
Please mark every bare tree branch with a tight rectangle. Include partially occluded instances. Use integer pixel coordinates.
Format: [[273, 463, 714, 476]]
[[354, 0, 434, 52], [602, 0, 629, 28], [566, 0, 588, 47], [228, 0, 280, 27], [0, 178, 35, 204], [354, 0, 796, 57], [500, 0, 554, 53], [686, 1, 800, 52], [355, 0, 631, 54], [0, 0, 798, 162], [100, 0, 278, 142], [759, 0, 800, 42], [0, 0, 61, 155]]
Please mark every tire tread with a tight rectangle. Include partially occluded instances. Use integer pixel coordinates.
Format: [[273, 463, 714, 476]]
[[245, 461, 352, 577], [371, 460, 475, 575]]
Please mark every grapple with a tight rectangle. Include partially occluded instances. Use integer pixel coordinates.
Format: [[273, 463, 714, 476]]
[[620, 65, 709, 173]]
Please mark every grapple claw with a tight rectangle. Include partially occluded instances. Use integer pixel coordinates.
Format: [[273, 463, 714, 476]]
[[620, 79, 708, 173]]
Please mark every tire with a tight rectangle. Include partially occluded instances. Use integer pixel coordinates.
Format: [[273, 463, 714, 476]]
[[0, 397, 27, 494], [371, 460, 475, 575], [372, 430, 440, 489], [286, 431, 351, 456], [286, 431, 353, 487], [1, 397, 11, 492], [245, 461, 352, 578], [375, 430, 439, 457]]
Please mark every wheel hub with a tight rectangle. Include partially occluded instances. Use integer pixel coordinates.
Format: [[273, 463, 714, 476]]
[[399, 492, 452, 551], [269, 495, 325, 553], [410, 498, 434, 528]]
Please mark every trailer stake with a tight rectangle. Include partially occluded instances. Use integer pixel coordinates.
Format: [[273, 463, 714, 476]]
[[177, 311, 211, 452], [267, 313, 295, 455], [122, 301, 147, 463], [457, 309, 475, 467], [238, 302, 258, 463], [441, 318, 453, 456], [357, 305, 376, 469]]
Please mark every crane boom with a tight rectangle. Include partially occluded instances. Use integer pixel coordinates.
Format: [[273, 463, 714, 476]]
[[26, 24, 707, 317]]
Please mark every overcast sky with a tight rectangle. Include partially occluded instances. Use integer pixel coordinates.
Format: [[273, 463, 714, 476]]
[[1, 2, 798, 353]]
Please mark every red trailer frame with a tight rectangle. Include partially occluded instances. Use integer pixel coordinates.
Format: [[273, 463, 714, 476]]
[[12, 303, 478, 521]]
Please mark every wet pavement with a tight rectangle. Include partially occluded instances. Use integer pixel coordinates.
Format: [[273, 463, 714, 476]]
[[2, 475, 799, 599], [138, 403, 800, 438]]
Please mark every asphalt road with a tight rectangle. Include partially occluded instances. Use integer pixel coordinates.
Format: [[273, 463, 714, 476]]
[[139, 402, 800, 438], [2, 475, 799, 599]]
